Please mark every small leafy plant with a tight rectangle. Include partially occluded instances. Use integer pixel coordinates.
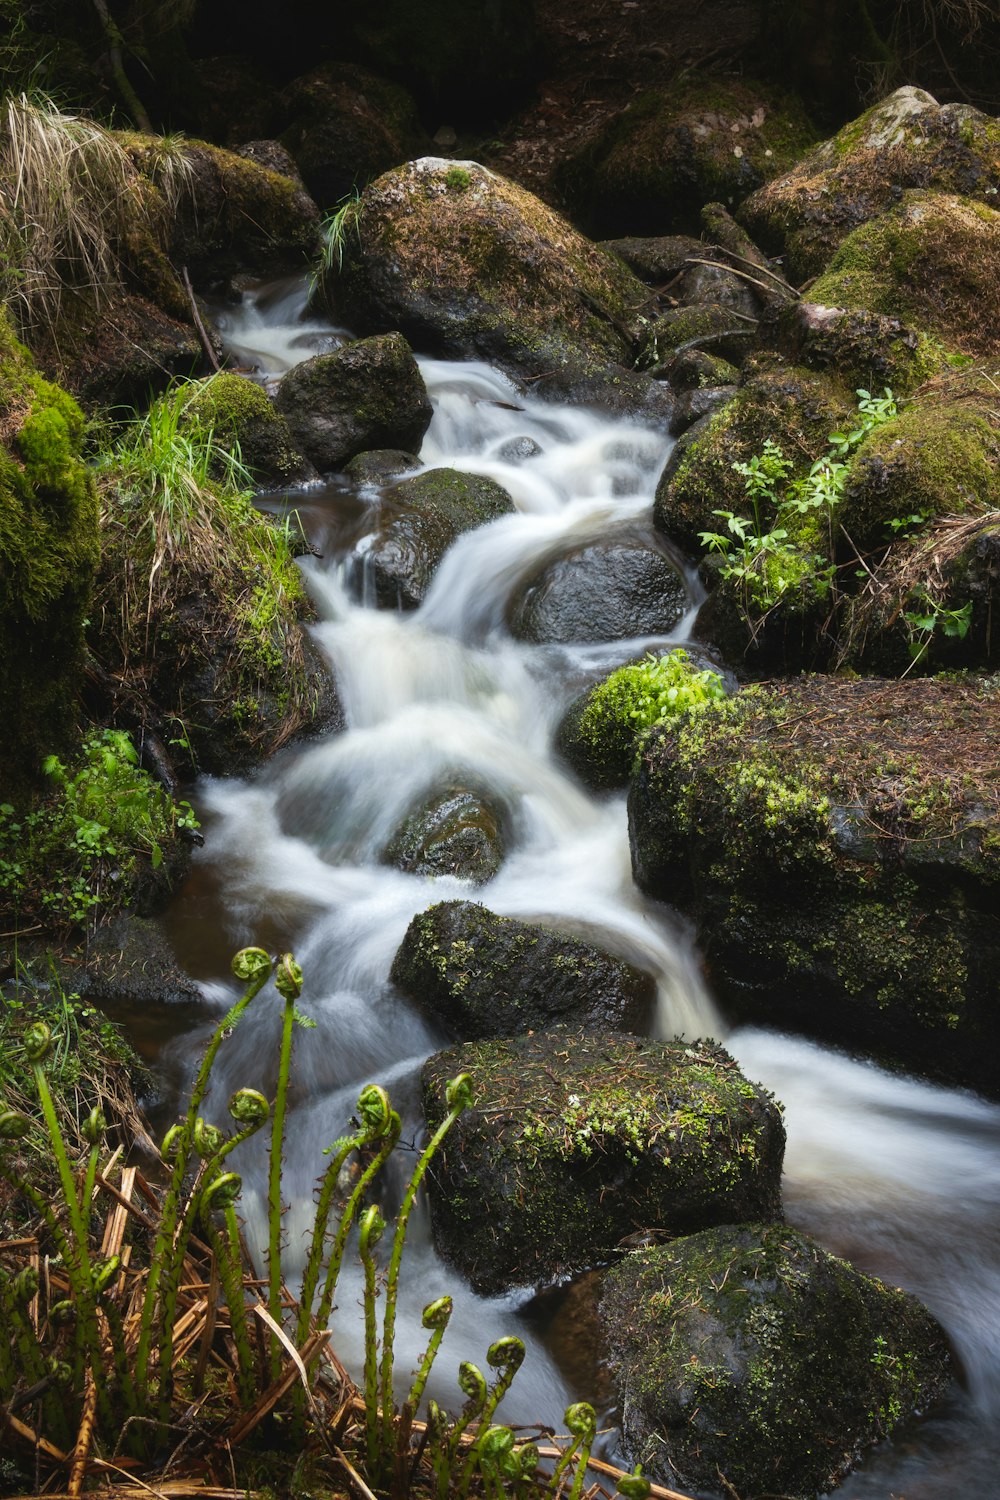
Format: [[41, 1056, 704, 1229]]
[[699, 388, 898, 625], [577, 647, 727, 783], [902, 587, 974, 667]]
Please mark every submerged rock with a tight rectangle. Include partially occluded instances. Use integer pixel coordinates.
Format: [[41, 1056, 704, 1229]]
[[629, 675, 1000, 1095], [509, 536, 689, 645], [421, 1032, 785, 1295], [381, 787, 505, 884], [275, 332, 433, 472], [325, 157, 647, 380], [740, 86, 1000, 282], [356, 467, 514, 608], [343, 449, 422, 487], [603, 1223, 951, 1499], [392, 900, 654, 1036]]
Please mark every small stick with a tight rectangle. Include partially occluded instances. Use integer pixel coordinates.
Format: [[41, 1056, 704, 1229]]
[[181, 266, 221, 373]]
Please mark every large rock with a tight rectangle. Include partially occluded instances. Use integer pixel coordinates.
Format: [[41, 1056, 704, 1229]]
[[275, 333, 432, 473], [775, 300, 950, 398], [740, 87, 1000, 282], [422, 1033, 785, 1294], [381, 787, 505, 884], [392, 900, 656, 1038], [559, 75, 816, 237], [629, 676, 1000, 1095], [353, 467, 513, 608], [280, 63, 427, 210], [509, 536, 689, 645], [0, 310, 98, 803], [325, 157, 647, 380], [809, 191, 1000, 362], [603, 1223, 951, 1499]]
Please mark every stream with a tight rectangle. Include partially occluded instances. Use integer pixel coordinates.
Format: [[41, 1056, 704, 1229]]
[[158, 279, 1000, 1497]]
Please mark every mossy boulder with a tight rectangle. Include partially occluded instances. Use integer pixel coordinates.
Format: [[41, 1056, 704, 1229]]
[[558, 75, 817, 238], [0, 311, 98, 802], [603, 1223, 951, 1499], [36, 292, 203, 411], [187, 373, 315, 489], [421, 1032, 785, 1294], [653, 362, 854, 555], [809, 191, 1000, 363], [324, 157, 648, 380], [381, 786, 505, 884], [840, 389, 1000, 551], [343, 449, 423, 488], [274, 333, 432, 473], [629, 676, 1000, 1095], [508, 536, 689, 645], [601, 235, 702, 283], [392, 900, 656, 1039], [352, 467, 514, 609], [776, 300, 951, 398], [740, 86, 1000, 283], [280, 62, 427, 209], [637, 302, 756, 372]]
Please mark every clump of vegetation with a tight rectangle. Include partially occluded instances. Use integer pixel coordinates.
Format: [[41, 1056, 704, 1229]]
[[699, 387, 898, 628], [0, 947, 649, 1500], [445, 165, 472, 191], [0, 728, 197, 932]]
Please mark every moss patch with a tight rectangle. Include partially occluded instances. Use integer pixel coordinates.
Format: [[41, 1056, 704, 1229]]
[[186, 373, 312, 489], [422, 1032, 785, 1295]]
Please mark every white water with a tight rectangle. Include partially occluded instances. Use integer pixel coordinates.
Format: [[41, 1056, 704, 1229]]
[[163, 279, 1000, 1492]]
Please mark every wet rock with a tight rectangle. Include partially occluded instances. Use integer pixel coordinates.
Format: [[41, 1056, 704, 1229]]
[[496, 435, 542, 463], [392, 900, 654, 1037], [275, 332, 433, 473], [603, 1223, 951, 1499], [740, 86, 1000, 282], [670, 383, 737, 437], [81, 917, 202, 1013], [186, 372, 316, 489], [381, 787, 505, 884], [654, 347, 739, 392], [776, 299, 950, 397], [280, 62, 427, 209], [629, 676, 1000, 1095], [559, 74, 817, 237], [636, 302, 756, 371], [809, 191, 1000, 362], [509, 536, 688, 645], [421, 1032, 785, 1294], [600, 234, 702, 284], [675, 258, 759, 318], [343, 449, 423, 487], [357, 467, 514, 609], [325, 157, 647, 381]]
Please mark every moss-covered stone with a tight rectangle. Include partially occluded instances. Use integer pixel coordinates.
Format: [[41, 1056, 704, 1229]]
[[809, 191, 1000, 362], [280, 61, 427, 210], [558, 74, 817, 238], [381, 786, 505, 884], [326, 157, 648, 380], [740, 87, 1000, 282], [343, 449, 422, 488], [600, 235, 702, 283], [602, 1223, 951, 1499], [629, 675, 1000, 1094], [0, 310, 98, 802], [421, 1032, 784, 1294], [508, 536, 689, 645], [776, 300, 951, 397], [654, 361, 854, 555], [355, 467, 514, 609], [186, 373, 314, 489], [392, 900, 655, 1038], [275, 332, 432, 473], [637, 302, 756, 371]]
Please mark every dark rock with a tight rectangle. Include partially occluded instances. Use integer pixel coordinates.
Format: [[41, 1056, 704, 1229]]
[[421, 1032, 785, 1294], [509, 537, 689, 645], [603, 1223, 951, 1499], [776, 299, 949, 397], [601, 234, 702, 284], [275, 333, 432, 473], [280, 62, 427, 210], [82, 916, 202, 1013], [326, 157, 647, 381], [670, 383, 737, 436], [357, 468, 514, 609], [234, 139, 306, 185], [381, 788, 505, 884], [392, 900, 655, 1038], [629, 676, 1000, 1095], [637, 302, 757, 372], [42, 292, 203, 409], [559, 74, 817, 237], [741, 86, 1000, 282], [343, 449, 423, 487], [188, 57, 279, 146]]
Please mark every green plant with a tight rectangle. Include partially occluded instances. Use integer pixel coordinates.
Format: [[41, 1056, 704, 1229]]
[[902, 587, 974, 668], [699, 388, 898, 623], [445, 165, 471, 191], [578, 647, 727, 777], [316, 190, 363, 279]]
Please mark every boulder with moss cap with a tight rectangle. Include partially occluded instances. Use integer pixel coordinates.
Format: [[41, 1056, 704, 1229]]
[[740, 86, 1000, 283], [324, 157, 648, 381], [421, 1031, 785, 1294], [629, 675, 1000, 1095], [603, 1222, 951, 1499]]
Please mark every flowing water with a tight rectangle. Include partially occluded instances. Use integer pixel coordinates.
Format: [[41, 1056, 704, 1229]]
[[161, 279, 1000, 1494]]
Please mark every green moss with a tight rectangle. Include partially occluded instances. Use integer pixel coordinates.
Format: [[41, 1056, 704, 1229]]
[[444, 166, 471, 191], [185, 373, 308, 488]]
